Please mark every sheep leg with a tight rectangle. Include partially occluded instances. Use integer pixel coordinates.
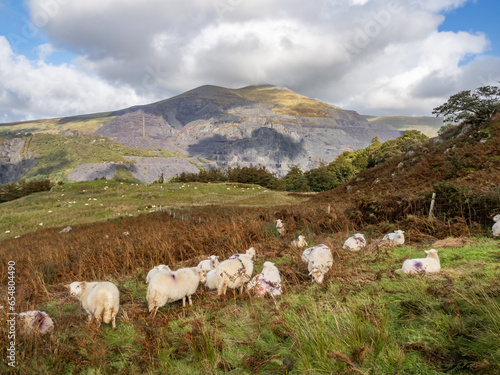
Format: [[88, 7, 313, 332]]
[[188, 295, 193, 306], [182, 297, 186, 307]]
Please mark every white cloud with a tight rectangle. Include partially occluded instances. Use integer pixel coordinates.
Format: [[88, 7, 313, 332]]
[[0, 0, 497, 122], [0, 36, 148, 122]]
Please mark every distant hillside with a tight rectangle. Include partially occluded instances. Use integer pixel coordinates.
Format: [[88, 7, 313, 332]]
[[363, 115, 443, 137], [0, 85, 404, 183], [313, 115, 500, 228]]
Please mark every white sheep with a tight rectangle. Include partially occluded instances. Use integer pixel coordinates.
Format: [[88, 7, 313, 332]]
[[276, 219, 285, 236], [68, 281, 120, 329], [216, 247, 256, 296], [146, 264, 171, 283], [382, 229, 405, 245], [247, 261, 282, 297], [197, 255, 220, 272], [342, 233, 366, 251], [205, 269, 218, 290], [18, 311, 54, 335], [302, 244, 333, 284], [492, 214, 500, 237], [291, 235, 307, 248], [147, 266, 207, 317], [401, 249, 441, 274]]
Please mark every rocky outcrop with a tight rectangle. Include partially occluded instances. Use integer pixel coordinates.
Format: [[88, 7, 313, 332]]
[[0, 138, 36, 183]]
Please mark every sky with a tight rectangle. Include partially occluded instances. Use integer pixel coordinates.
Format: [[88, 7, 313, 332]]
[[0, 0, 499, 123]]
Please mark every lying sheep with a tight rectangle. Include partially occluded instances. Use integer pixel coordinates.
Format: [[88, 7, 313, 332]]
[[247, 261, 282, 297], [217, 247, 256, 296], [402, 249, 441, 274], [382, 229, 405, 245], [147, 266, 206, 317], [198, 255, 220, 272], [302, 244, 333, 284], [276, 219, 285, 236], [18, 311, 54, 335], [68, 281, 120, 329], [492, 214, 500, 237], [291, 235, 307, 248], [146, 264, 171, 283], [343, 233, 366, 251]]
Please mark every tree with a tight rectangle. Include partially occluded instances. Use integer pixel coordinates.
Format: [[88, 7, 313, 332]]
[[432, 84, 500, 125]]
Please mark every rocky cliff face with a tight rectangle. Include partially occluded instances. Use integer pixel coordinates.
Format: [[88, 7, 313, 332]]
[[95, 85, 402, 177], [0, 138, 36, 184]]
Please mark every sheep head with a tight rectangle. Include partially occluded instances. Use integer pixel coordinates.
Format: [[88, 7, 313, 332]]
[[425, 249, 439, 259], [309, 267, 325, 284], [68, 281, 86, 297], [245, 247, 256, 260], [395, 230, 405, 235], [195, 266, 207, 284], [262, 261, 274, 272], [493, 214, 500, 222]]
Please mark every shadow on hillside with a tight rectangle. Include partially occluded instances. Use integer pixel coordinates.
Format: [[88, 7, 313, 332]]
[[187, 127, 306, 162]]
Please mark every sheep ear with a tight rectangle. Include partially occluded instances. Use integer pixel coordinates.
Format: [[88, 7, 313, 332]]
[[63, 284, 71, 289]]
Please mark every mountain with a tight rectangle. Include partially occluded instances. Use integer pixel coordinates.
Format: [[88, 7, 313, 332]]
[[363, 115, 443, 137], [0, 85, 404, 182]]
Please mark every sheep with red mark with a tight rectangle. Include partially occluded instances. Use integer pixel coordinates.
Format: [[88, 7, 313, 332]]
[[247, 261, 282, 297]]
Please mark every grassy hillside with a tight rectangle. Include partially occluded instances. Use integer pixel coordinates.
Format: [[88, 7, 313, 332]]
[[236, 85, 339, 117], [0, 133, 190, 182], [0, 180, 309, 240], [0, 197, 498, 373], [0, 114, 113, 136]]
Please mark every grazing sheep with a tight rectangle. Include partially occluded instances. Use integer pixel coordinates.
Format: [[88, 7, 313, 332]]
[[146, 264, 171, 283], [247, 261, 282, 297], [343, 233, 366, 251], [382, 230, 405, 245], [18, 311, 54, 335], [276, 219, 285, 236], [147, 266, 206, 317], [205, 269, 218, 290], [291, 235, 307, 248], [492, 214, 500, 237], [217, 247, 256, 296], [402, 249, 441, 274], [198, 255, 220, 272], [302, 244, 333, 284], [68, 281, 120, 329]]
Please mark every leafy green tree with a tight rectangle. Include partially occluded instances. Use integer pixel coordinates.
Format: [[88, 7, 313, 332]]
[[432, 84, 500, 125], [305, 166, 338, 192], [282, 165, 310, 192]]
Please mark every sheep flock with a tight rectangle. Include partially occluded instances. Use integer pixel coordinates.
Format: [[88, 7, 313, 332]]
[[21, 216, 499, 333]]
